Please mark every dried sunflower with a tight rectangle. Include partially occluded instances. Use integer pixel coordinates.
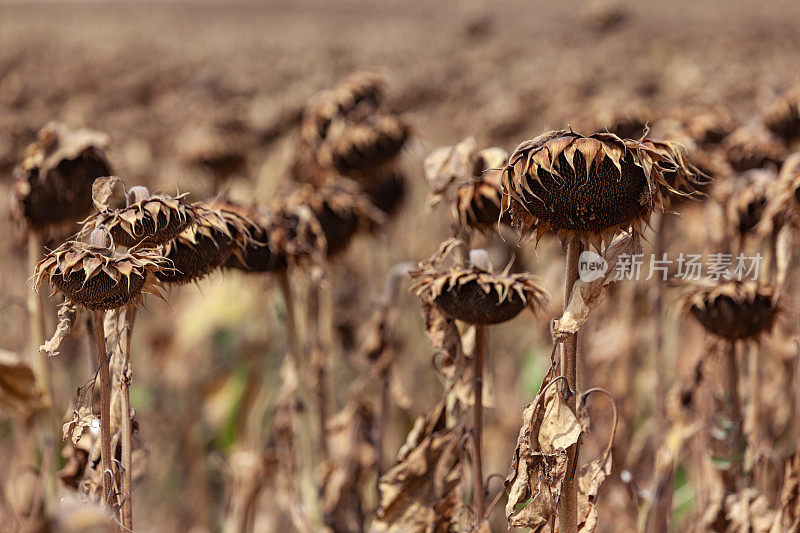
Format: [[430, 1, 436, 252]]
[[721, 124, 786, 173], [288, 182, 385, 256], [763, 86, 800, 144], [175, 117, 250, 181], [12, 122, 112, 229], [155, 203, 255, 285], [300, 72, 385, 145], [760, 152, 800, 233], [316, 114, 409, 177], [500, 129, 704, 248], [717, 169, 775, 236], [683, 281, 778, 341], [361, 170, 407, 216], [409, 241, 548, 325], [34, 228, 165, 311], [83, 183, 198, 248]]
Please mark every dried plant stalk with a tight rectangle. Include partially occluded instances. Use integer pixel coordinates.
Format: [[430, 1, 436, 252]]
[[91, 310, 113, 509], [558, 240, 581, 533]]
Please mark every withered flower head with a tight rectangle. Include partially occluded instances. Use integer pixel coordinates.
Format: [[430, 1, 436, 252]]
[[155, 203, 255, 285], [316, 114, 409, 177], [452, 148, 509, 233], [82, 179, 198, 248], [681, 107, 735, 147], [409, 241, 548, 325], [501, 130, 704, 248], [717, 169, 775, 236], [34, 227, 165, 310], [759, 152, 800, 234], [721, 124, 786, 173], [300, 72, 386, 145], [288, 182, 385, 256], [594, 104, 653, 140], [175, 117, 250, 180], [763, 86, 800, 144], [683, 281, 778, 341], [12, 122, 112, 229], [224, 200, 326, 272], [361, 169, 407, 216]]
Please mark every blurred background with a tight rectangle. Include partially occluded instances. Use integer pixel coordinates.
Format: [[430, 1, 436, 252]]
[[2, 1, 800, 531]]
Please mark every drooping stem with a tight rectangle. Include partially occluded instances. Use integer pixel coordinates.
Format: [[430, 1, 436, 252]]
[[277, 270, 322, 529], [119, 307, 136, 530], [316, 273, 334, 461], [746, 344, 761, 479], [377, 367, 390, 479], [472, 324, 487, 520], [92, 309, 113, 509], [558, 240, 581, 533]]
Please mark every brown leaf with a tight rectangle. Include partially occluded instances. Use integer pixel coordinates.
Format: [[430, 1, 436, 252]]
[[63, 406, 95, 447], [372, 399, 465, 533], [423, 137, 477, 207], [505, 367, 581, 530], [771, 453, 800, 533], [91, 175, 125, 213], [421, 302, 463, 365], [40, 300, 78, 357], [0, 350, 42, 413], [553, 234, 642, 342]]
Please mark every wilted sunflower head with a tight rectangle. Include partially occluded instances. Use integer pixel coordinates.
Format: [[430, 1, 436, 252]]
[[300, 71, 386, 145], [361, 170, 407, 217], [316, 114, 409, 178], [681, 107, 735, 147], [155, 203, 255, 285], [717, 169, 775, 236], [34, 226, 165, 310], [12, 122, 112, 229], [759, 152, 800, 234], [409, 240, 548, 325], [721, 124, 786, 173], [501, 130, 705, 248], [175, 117, 250, 180], [451, 148, 510, 233], [82, 179, 198, 248], [763, 85, 800, 144], [288, 182, 385, 257], [683, 281, 778, 341]]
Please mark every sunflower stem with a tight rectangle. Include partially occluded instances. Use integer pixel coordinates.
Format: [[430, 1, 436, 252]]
[[472, 324, 487, 521], [745, 343, 760, 481], [119, 307, 136, 530], [28, 229, 58, 512], [558, 240, 581, 533], [726, 340, 744, 489], [92, 310, 114, 510], [277, 270, 322, 530]]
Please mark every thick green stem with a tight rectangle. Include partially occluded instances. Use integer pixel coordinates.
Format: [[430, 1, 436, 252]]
[[92, 310, 113, 509], [558, 240, 581, 533], [277, 271, 322, 529], [472, 325, 486, 520]]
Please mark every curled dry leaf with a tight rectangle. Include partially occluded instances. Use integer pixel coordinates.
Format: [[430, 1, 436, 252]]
[[372, 399, 465, 533], [91, 175, 125, 213], [576, 390, 618, 532], [40, 299, 78, 357], [504, 367, 581, 530], [553, 233, 641, 342], [63, 405, 95, 447], [423, 137, 477, 207]]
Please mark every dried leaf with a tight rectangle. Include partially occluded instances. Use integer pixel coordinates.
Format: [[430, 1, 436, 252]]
[[770, 453, 800, 533], [775, 223, 793, 297], [0, 350, 41, 410], [91, 175, 124, 213], [421, 302, 463, 364], [505, 367, 581, 530], [40, 300, 78, 357], [553, 234, 641, 342], [63, 406, 95, 447], [423, 137, 477, 207], [372, 399, 465, 533]]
